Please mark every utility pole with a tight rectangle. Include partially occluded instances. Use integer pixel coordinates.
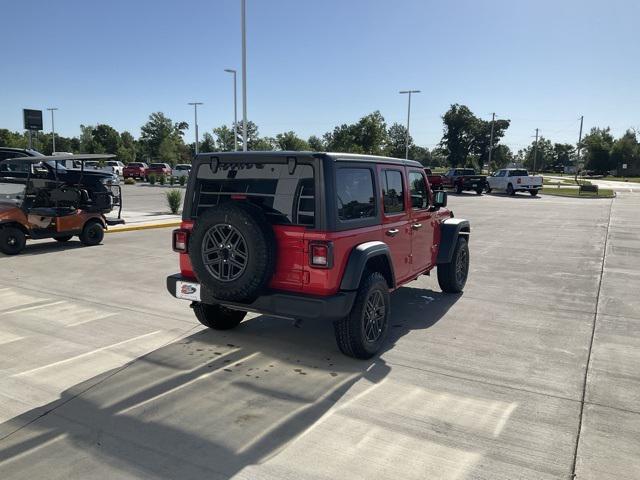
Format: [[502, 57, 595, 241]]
[[399, 90, 420, 159], [241, 0, 248, 151], [576, 115, 584, 163], [188, 102, 203, 154], [224, 69, 238, 151], [533, 128, 539, 174], [47, 108, 58, 153], [487, 112, 495, 173]]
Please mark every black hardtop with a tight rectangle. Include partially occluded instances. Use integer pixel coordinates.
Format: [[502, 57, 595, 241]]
[[193, 151, 423, 168]]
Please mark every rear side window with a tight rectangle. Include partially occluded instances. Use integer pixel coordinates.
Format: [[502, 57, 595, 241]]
[[409, 171, 429, 209], [195, 162, 315, 227], [509, 170, 528, 176], [382, 169, 405, 214], [336, 168, 376, 221]]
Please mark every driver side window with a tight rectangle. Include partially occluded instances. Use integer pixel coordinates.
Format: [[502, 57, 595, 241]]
[[409, 171, 429, 209]]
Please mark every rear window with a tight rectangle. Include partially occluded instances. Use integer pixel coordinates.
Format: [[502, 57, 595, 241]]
[[461, 169, 476, 175], [336, 168, 376, 221], [509, 170, 529, 176], [149, 163, 166, 168], [175, 165, 190, 170], [194, 162, 315, 227], [128, 163, 144, 167]]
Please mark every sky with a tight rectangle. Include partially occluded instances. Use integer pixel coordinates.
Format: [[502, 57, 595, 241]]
[[1, 0, 638, 152]]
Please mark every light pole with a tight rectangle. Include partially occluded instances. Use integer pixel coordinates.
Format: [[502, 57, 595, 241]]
[[241, 0, 248, 151], [399, 90, 420, 159], [188, 102, 203, 154], [224, 69, 238, 151], [47, 107, 58, 153]]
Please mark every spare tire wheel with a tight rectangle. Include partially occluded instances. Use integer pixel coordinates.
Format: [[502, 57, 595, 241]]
[[189, 202, 276, 302]]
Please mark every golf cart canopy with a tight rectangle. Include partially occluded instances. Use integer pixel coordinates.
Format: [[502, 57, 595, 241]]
[[1, 153, 116, 163]]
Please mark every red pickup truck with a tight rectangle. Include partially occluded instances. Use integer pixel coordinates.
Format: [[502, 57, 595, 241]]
[[146, 163, 172, 178], [425, 168, 443, 190], [123, 162, 148, 180]]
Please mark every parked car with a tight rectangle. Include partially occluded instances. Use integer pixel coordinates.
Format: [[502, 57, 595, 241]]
[[441, 168, 487, 194], [424, 168, 443, 190], [172, 164, 192, 178], [146, 162, 171, 179], [123, 162, 148, 180], [104, 161, 125, 176], [486, 168, 543, 196], [167, 152, 471, 359]]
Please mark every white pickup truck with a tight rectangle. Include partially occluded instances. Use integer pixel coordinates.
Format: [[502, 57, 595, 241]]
[[486, 168, 543, 196]]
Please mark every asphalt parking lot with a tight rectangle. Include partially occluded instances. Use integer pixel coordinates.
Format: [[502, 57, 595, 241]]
[[0, 191, 638, 479]]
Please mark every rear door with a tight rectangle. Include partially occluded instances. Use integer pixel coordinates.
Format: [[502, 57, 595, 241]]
[[377, 165, 412, 281], [408, 169, 436, 272]]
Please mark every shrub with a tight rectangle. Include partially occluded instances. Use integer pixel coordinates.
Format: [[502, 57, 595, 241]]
[[124, 178, 136, 185], [149, 173, 157, 185], [159, 175, 166, 186], [169, 176, 176, 186], [179, 175, 186, 187], [166, 189, 183, 214]]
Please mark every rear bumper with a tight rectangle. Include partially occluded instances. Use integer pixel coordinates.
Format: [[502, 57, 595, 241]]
[[516, 184, 542, 190], [166, 273, 356, 322]]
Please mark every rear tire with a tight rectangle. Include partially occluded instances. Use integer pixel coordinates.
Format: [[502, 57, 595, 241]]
[[55, 235, 73, 242], [437, 236, 469, 293], [475, 188, 483, 195], [0, 227, 26, 255], [507, 183, 516, 196], [334, 271, 390, 359], [192, 302, 246, 330], [485, 185, 493, 193], [80, 221, 104, 246], [456, 183, 463, 194], [530, 189, 538, 196]]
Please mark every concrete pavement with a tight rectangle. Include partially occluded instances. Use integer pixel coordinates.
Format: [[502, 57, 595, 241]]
[[0, 191, 638, 479]]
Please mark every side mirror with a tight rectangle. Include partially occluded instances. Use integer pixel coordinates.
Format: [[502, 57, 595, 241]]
[[433, 190, 447, 208]]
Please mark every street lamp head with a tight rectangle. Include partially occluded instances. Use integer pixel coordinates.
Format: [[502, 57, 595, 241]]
[[46, 107, 58, 111], [399, 90, 421, 94], [224, 69, 236, 73]]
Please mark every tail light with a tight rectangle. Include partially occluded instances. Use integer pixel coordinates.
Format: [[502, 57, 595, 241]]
[[517, 177, 522, 184], [309, 241, 333, 268], [173, 229, 189, 253]]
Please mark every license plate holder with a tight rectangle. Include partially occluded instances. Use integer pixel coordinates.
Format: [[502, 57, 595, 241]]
[[176, 280, 201, 301]]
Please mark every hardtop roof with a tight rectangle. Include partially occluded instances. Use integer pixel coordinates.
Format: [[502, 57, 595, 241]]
[[193, 151, 423, 168]]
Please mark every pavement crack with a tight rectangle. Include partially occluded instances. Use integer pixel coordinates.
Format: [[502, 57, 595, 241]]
[[570, 196, 614, 477]]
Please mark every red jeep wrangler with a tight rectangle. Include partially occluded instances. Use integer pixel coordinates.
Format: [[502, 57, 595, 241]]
[[167, 152, 470, 359]]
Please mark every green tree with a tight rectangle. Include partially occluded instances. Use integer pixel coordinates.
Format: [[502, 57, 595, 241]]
[[610, 130, 639, 175], [140, 112, 188, 161], [441, 104, 477, 167], [92, 124, 121, 153], [158, 137, 178, 165], [212, 125, 236, 151], [472, 118, 511, 167], [490, 144, 513, 170], [523, 137, 554, 171], [79, 125, 100, 153], [323, 123, 361, 153], [552, 143, 575, 170], [117, 131, 137, 163], [251, 136, 276, 151], [200, 132, 216, 153], [581, 127, 614, 174], [307, 135, 324, 151], [275, 131, 309, 151], [386, 123, 411, 158], [354, 111, 388, 155]]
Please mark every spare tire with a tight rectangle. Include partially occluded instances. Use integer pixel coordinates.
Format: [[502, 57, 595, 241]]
[[189, 202, 276, 302]]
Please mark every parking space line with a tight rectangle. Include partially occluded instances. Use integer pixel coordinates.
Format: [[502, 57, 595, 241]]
[[118, 351, 261, 415], [0, 301, 64, 316], [12, 330, 162, 377], [65, 313, 118, 328]]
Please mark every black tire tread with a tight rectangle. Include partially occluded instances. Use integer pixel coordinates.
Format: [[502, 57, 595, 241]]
[[437, 236, 469, 294], [0, 226, 26, 255], [79, 220, 104, 246], [192, 302, 246, 330], [334, 271, 389, 359]]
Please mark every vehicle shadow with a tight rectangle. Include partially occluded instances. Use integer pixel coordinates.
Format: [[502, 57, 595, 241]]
[[4, 239, 90, 257], [0, 285, 459, 479], [484, 192, 541, 199]]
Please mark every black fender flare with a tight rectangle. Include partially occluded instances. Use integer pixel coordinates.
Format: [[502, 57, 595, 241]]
[[436, 218, 470, 265], [340, 241, 396, 291], [0, 220, 28, 234]]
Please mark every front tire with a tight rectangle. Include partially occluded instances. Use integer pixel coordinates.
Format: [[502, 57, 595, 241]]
[[476, 188, 483, 195], [456, 183, 463, 194], [334, 271, 390, 359], [530, 189, 538, 196], [0, 227, 26, 255], [485, 185, 493, 193], [80, 221, 104, 246], [192, 302, 246, 330], [437, 236, 469, 293]]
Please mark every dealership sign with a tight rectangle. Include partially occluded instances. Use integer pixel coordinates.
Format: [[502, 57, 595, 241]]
[[23, 109, 43, 131]]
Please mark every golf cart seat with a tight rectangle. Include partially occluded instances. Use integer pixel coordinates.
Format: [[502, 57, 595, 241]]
[[29, 207, 77, 217]]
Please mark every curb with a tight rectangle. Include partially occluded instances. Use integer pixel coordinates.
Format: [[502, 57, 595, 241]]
[[106, 220, 181, 234]]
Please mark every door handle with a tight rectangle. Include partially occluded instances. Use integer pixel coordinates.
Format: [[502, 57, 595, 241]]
[[386, 228, 399, 237], [412, 223, 423, 230]]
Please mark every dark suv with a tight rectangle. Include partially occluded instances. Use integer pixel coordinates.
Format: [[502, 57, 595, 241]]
[[167, 152, 470, 358]]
